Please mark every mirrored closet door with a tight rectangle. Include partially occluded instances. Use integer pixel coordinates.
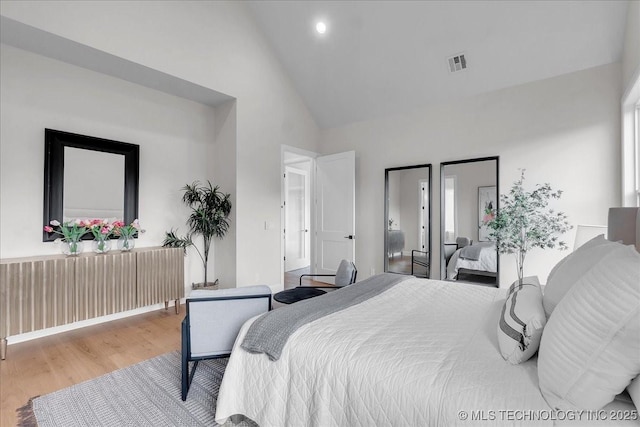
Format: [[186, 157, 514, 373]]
[[440, 157, 499, 286], [384, 164, 432, 278]]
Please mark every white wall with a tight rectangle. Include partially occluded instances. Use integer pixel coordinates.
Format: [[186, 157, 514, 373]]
[[212, 99, 238, 288], [0, 1, 320, 289], [0, 44, 216, 292], [622, 0, 640, 91], [320, 63, 622, 286]]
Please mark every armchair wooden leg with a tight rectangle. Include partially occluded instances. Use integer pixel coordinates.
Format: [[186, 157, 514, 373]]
[[175, 299, 180, 314], [164, 301, 169, 310]]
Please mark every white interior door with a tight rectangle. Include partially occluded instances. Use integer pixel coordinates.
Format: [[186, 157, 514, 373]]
[[284, 166, 310, 271], [315, 151, 356, 277]]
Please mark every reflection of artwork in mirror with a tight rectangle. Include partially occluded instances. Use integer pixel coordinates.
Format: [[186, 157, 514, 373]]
[[478, 186, 497, 242], [63, 147, 125, 221], [440, 157, 498, 286], [384, 164, 432, 278], [43, 129, 139, 242]]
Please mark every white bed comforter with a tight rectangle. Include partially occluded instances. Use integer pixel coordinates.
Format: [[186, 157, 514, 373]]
[[215, 278, 636, 426], [447, 244, 497, 279]]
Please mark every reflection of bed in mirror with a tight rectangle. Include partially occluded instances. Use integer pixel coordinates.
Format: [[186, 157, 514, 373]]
[[387, 230, 405, 257], [440, 156, 499, 283], [445, 239, 497, 285]]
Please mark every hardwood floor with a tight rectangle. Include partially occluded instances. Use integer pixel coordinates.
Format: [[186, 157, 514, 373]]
[[284, 266, 330, 289], [284, 266, 310, 289], [388, 254, 429, 277], [0, 306, 183, 427]]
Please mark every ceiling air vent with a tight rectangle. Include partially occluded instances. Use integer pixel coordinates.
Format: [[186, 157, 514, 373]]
[[447, 53, 467, 73]]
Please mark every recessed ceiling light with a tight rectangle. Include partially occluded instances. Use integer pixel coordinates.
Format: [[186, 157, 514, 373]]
[[315, 21, 327, 34]]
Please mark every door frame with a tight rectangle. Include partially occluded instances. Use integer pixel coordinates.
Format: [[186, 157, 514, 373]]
[[281, 145, 318, 283]]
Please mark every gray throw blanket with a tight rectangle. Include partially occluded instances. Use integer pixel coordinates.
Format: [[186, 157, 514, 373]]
[[241, 273, 411, 361], [459, 242, 494, 260]]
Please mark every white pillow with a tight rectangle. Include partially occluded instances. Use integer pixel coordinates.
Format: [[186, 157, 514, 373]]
[[543, 235, 619, 317], [538, 243, 640, 410], [497, 277, 546, 364]]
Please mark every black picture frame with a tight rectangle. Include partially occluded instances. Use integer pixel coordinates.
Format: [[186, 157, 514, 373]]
[[43, 128, 139, 242]]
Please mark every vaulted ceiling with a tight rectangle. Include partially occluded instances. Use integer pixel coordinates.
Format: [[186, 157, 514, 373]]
[[246, 1, 629, 129]]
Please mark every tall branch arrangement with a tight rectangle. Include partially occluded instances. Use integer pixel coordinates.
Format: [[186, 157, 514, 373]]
[[163, 181, 232, 286], [484, 170, 571, 284]]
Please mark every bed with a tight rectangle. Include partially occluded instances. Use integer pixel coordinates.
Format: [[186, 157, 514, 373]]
[[215, 208, 640, 426], [446, 241, 497, 282]]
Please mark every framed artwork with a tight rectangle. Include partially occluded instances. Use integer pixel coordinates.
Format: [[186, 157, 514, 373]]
[[478, 186, 497, 242]]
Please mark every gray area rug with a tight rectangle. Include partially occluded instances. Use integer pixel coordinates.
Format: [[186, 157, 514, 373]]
[[21, 351, 253, 427]]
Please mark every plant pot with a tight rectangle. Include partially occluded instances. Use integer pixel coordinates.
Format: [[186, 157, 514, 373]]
[[191, 280, 219, 291]]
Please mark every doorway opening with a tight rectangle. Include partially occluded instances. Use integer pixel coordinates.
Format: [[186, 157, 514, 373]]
[[282, 149, 315, 290], [281, 147, 356, 290], [285, 164, 311, 271]]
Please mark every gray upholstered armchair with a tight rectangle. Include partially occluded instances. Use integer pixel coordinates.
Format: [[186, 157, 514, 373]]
[[181, 285, 271, 400], [298, 259, 357, 288]]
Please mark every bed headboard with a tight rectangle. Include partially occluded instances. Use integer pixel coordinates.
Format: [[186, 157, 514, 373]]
[[608, 207, 640, 251]]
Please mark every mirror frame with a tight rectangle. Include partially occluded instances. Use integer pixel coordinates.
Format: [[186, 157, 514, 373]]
[[384, 163, 432, 276], [43, 128, 140, 242], [439, 156, 499, 283]]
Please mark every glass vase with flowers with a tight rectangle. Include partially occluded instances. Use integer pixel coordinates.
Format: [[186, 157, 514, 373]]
[[113, 219, 144, 251], [43, 219, 90, 256], [88, 219, 114, 254]]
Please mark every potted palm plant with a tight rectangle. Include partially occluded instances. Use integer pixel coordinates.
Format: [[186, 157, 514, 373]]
[[163, 181, 232, 288], [484, 170, 571, 284]]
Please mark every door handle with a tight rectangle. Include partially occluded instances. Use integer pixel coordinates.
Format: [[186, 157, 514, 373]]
[[344, 235, 354, 239]]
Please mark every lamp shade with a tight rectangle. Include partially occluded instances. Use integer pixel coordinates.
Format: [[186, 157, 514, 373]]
[[573, 224, 607, 251]]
